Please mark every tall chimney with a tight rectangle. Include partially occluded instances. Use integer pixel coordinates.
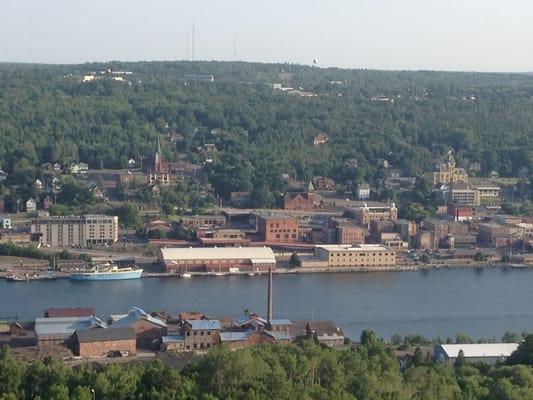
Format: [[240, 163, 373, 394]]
[[267, 267, 273, 323]]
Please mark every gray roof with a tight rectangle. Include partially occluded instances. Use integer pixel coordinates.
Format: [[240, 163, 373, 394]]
[[110, 307, 167, 329], [186, 319, 221, 331], [220, 330, 253, 342], [269, 319, 292, 326], [35, 316, 107, 338], [264, 330, 292, 341], [75, 327, 135, 343], [162, 335, 185, 344]]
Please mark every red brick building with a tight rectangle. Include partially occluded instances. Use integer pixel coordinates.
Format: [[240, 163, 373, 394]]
[[256, 214, 299, 242], [283, 182, 316, 211], [337, 225, 366, 245], [44, 307, 95, 318], [110, 307, 167, 349], [74, 327, 136, 358]]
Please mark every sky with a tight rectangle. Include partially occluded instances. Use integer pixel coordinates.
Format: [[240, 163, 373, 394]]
[[1, 0, 532, 72]]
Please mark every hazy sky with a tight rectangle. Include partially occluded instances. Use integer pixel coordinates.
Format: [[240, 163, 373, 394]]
[[1, 0, 532, 72]]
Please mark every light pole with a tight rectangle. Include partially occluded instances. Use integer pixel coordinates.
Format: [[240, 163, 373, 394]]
[[91, 388, 95, 400]]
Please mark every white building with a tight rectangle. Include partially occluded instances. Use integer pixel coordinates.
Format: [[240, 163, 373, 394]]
[[26, 199, 37, 213], [434, 343, 519, 365], [31, 215, 119, 247], [357, 183, 370, 200]]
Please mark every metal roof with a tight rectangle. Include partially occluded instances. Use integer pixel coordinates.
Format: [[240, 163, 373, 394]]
[[439, 343, 519, 358], [162, 335, 185, 344], [316, 244, 391, 252], [75, 327, 135, 343], [159, 246, 276, 263], [35, 316, 107, 338], [269, 319, 292, 326], [264, 331, 292, 341], [186, 319, 221, 330], [220, 330, 253, 342], [110, 307, 167, 329]]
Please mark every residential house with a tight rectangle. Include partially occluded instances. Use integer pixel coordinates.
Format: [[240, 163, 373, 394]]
[[306, 321, 345, 347], [313, 132, 329, 145], [357, 182, 370, 200], [25, 199, 37, 213]]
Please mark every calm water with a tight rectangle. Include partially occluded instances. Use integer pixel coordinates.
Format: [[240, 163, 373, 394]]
[[1, 268, 532, 341]]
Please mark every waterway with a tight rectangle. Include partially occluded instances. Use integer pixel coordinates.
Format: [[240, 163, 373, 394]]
[[1, 267, 532, 341]]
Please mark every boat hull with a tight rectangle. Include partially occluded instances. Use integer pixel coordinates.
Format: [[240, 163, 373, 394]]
[[69, 269, 143, 281]]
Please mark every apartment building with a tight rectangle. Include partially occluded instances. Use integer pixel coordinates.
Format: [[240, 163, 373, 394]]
[[31, 215, 118, 247]]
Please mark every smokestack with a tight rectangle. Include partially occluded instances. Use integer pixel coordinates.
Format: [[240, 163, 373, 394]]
[[267, 267, 273, 323]]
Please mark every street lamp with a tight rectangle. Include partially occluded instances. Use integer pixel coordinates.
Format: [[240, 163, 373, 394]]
[[91, 388, 95, 400]]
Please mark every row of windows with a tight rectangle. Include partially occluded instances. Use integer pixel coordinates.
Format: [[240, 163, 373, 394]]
[[186, 330, 212, 336]]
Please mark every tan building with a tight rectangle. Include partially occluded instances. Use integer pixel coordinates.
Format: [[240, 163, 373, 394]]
[[447, 183, 480, 206], [432, 152, 468, 185], [181, 215, 226, 229], [344, 202, 398, 226], [313, 244, 396, 267], [31, 215, 118, 247]]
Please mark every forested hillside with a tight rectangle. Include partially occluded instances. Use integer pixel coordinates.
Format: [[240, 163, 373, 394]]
[[2, 333, 533, 399], [1, 61, 532, 198]]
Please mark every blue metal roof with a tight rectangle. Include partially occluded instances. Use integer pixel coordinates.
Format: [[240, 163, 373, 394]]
[[269, 319, 292, 326], [186, 319, 221, 330]]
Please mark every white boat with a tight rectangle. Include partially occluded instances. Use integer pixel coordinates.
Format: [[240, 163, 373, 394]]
[[69, 263, 143, 281], [213, 272, 226, 277], [181, 273, 192, 278]]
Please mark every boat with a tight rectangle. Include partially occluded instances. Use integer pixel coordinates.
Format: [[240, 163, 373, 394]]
[[181, 273, 192, 278], [213, 272, 226, 277], [248, 272, 256, 277], [69, 263, 143, 281]]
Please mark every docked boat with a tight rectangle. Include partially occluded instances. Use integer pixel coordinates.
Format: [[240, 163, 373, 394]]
[[69, 263, 143, 281], [181, 273, 192, 279]]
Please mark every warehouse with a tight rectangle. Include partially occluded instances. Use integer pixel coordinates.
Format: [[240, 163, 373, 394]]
[[158, 246, 277, 273], [313, 244, 396, 267], [434, 343, 519, 365], [74, 327, 136, 358]]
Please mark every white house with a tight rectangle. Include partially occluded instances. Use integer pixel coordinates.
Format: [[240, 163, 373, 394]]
[[26, 199, 37, 213], [0, 169, 8, 182], [357, 183, 370, 200]]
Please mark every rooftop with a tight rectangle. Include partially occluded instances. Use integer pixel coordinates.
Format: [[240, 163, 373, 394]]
[[185, 319, 221, 331], [110, 307, 167, 329], [316, 244, 391, 252], [35, 316, 107, 338], [159, 246, 276, 263], [438, 343, 518, 358], [75, 327, 135, 343], [220, 330, 253, 342]]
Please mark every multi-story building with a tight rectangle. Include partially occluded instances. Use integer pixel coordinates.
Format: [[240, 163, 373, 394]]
[[336, 224, 366, 245], [31, 215, 118, 247], [344, 202, 398, 226], [283, 183, 316, 211], [477, 222, 523, 247], [312, 244, 396, 268], [255, 213, 299, 242], [432, 152, 468, 185], [393, 219, 417, 243], [471, 180, 501, 206], [182, 319, 221, 351], [446, 183, 480, 206], [181, 215, 226, 229]]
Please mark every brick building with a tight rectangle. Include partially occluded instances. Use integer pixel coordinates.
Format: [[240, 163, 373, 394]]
[[336, 224, 365, 245], [255, 213, 299, 242], [74, 327, 136, 358], [283, 182, 315, 211], [182, 319, 221, 351], [110, 307, 167, 349], [344, 202, 398, 226]]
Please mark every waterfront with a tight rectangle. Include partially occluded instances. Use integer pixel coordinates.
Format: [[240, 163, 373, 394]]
[[1, 267, 533, 340]]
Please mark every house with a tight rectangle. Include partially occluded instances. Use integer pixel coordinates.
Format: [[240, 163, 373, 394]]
[[128, 159, 136, 168], [306, 321, 345, 347], [313, 132, 329, 145], [357, 183, 370, 200], [0, 217, 12, 230], [312, 176, 335, 191], [43, 195, 54, 210], [109, 307, 167, 349], [34, 179, 43, 190], [434, 343, 518, 365], [182, 319, 221, 351], [25, 199, 37, 213], [74, 327, 136, 358]]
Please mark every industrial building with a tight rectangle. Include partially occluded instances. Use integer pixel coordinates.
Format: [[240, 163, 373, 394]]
[[344, 202, 398, 225], [300, 244, 396, 268], [31, 215, 118, 247], [434, 343, 519, 365], [158, 246, 277, 273], [74, 327, 136, 358]]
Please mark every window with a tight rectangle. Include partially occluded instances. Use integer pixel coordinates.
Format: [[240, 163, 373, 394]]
[[200, 331, 204, 336], [186, 331, 190, 336], [207, 331, 211, 335], [193, 331, 197, 336]]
